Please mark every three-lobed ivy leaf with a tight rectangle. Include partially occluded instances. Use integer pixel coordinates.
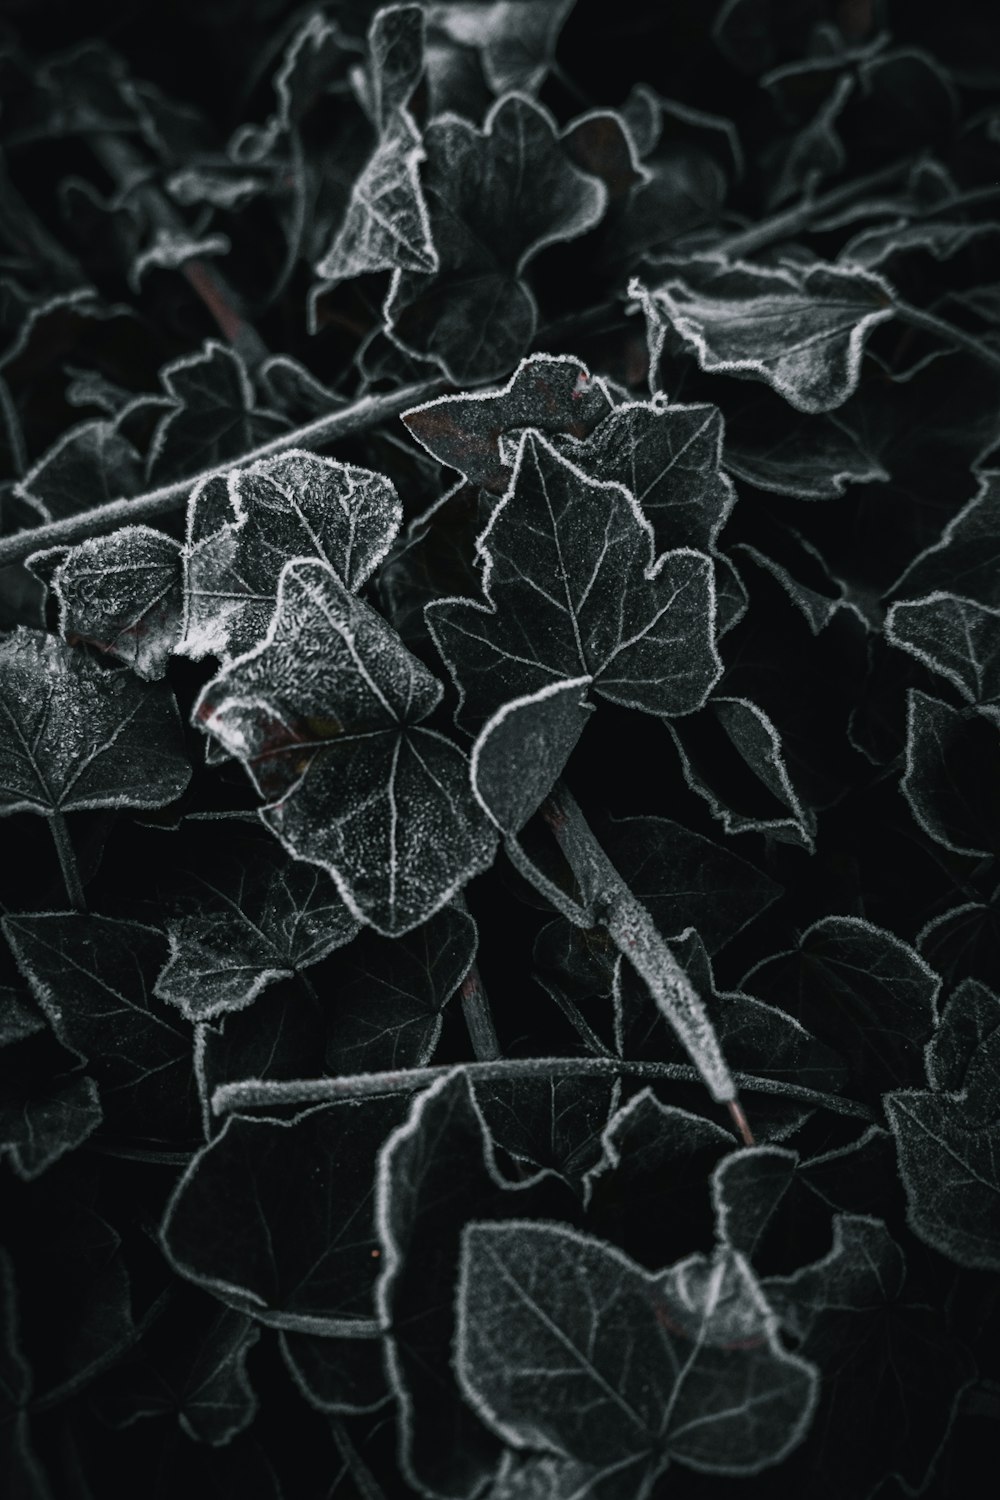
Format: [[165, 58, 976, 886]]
[[182, 448, 402, 663], [402, 352, 614, 493], [887, 592, 1000, 710], [195, 559, 496, 935], [631, 256, 896, 413], [44, 525, 184, 680], [427, 430, 722, 735], [456, 1220, 818, 1491], [0, 630, 190, 818], [155, 845, 360, 1021], [146, 342, 289, 484], [384, 92, 608, 382]]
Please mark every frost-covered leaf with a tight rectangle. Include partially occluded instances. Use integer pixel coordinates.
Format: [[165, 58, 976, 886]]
[[427, 431, 721, 733], [765, 1214, 974, 1498], [182, 449, 402, 663], [130, 228, 232, 292], [196, 559, 496, 935], [632, 257, 895, 413], [229, 12, 352, 164], [891, 471, 1000, 606], [363, 4, 425, 130], [163, 1096, 405, 1328], [147, 342, 289, 484], [887, 593, 1000, 707], [711, 1146, 798, 1259], [473, 1075, 620, 1196], [0, 1072, 101, 1180], [559, 399, 736, 555], [402, 353, 614, 492], [98, 1291, 259, 1446], [315, 108, 436, 285], [743, 915, 940, 1101], [199, 904, 475, 1095], [457, 1221, 817, 1483], [0, 630, 190, 817], [385, 93, 607, 382], [665, 695, 817, 849], [886, 980, 1000, 1269], [428, 0, 576, 95], [46, 526, 183, 680], [902, 689, 1000, 857], [155, 846, 359, 1021], [722, 387, 889, 499], [471, 677, 592, 834], [925, 977, 1000, 1098], [2, 915, 201, 1145], [279, 1331, 387, 1416], [919, 892, 1000, 990], [376, 1070, 550, 1498], [15, 418, 144, 521], [842, 217, 1000, 272]]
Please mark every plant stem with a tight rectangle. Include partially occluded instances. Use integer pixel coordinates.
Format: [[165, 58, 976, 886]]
[[89, 132, 269, 369], [539, 784, 750, 1138], [212, 1059, 871, 1125], [48, 812, 86, 911], [330, 1420, 390, 1500], [892, 300, 1000, 375], [716, 156, 915, 259], [460, 962, 501, 1061], [0, 377, 448, 568]]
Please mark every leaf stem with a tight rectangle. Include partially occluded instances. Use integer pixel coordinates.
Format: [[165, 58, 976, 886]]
[[212, 1059, 871, 1126], [89, 132, 269, 370], [460, 961, 501, 1061], [48, 812, 86, 911], [715, 156, 916, 259], [892, 300, 1000, 375], [539, 784, 741, 1111], [0, 377, 448, 569], [330, 1419, 390, 1500]]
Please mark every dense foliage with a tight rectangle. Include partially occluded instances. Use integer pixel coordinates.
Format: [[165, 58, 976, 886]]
[[1, 1, 999, 1495]]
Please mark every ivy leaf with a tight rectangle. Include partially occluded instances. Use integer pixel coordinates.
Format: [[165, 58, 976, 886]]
[[97, 1290, 260, 1446], [902, 690, 1000, 857], [885, 980, 1000, 1270], [315, 108, 436, 286], [722, 387, 889, 499], [376, 1070, 554, 1498], [2, 915, 201, 1145], [0, 1070, 102, 1180], [456, 1221, 817, 1486], [557, 398, 736, 555], [765, 1215, 975, 1497], [0, 630, 190, 818], [182, 450, 402, 663], [198, 904, 475, 1095], [402, 353, 614, 493], [892, 472, 1000, 606], [44, 526, 184, 680], [631, 257, 895, 413], [665, 695, 817, 849], [919, 891, 1000, 990], [155, 845, 360, 1022], [384, 93, 607, 383], [743, 915, 940, 1103], [473, 1075, 620, 1197], [363, 3, 425, 131], [147, 342, 289, 484], [228, 12, 352, 165], [195, 559, 496, 935], [887, 592, 1000, 708], [427, 431, 721, 734], [471, 678, 592, 835], [162, 1097, 405, 1337], [428, 1, 577, 96], [15, 418, 145, 520]]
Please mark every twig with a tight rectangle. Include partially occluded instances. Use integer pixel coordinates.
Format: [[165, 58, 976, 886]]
[[460, 962, 501, 1061], [0, 377, 448, 568], [892, 300, 1000, 376], [212, 1058, 872, 1127], [715, 156, 916, 259]]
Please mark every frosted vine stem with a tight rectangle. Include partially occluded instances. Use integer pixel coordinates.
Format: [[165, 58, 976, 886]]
[[538, 782, 754, 1145], [48, 812, 85, 912], [0, 377, 449, 569]]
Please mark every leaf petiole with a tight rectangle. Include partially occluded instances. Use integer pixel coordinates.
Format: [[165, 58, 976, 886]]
[[48, 810, 86, 911]]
